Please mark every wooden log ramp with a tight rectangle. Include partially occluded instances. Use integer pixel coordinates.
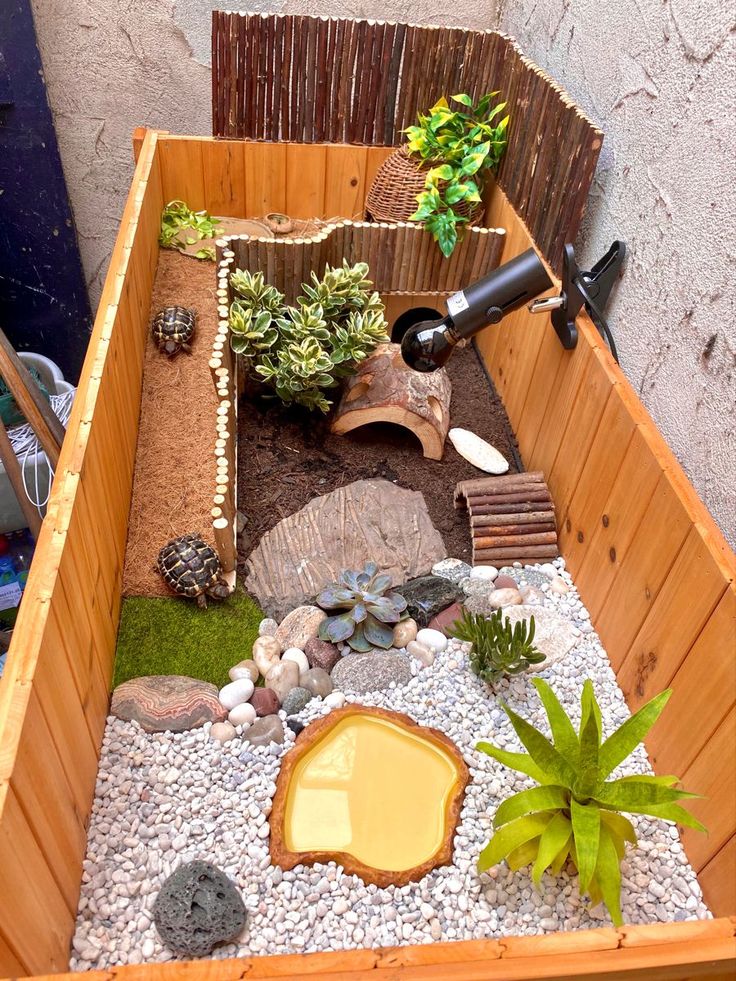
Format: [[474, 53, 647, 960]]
[[455, 471, 559, 566], [331, 343, 451, 460]]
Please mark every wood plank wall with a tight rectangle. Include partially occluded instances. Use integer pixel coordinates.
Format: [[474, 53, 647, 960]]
[[478, 188, 736, 913], [0, 131, 163, 975], [210, 12, 602, 272]]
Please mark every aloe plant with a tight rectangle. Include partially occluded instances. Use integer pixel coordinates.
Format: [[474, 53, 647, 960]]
[[317, 563, 408, 652], [449, 609, 545, 684], [476, 679, 704, 926]]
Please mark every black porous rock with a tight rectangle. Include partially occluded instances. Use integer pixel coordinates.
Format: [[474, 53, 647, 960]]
[[287, 719, 305, 736], [396, 575, 463, 628], [153, 860, 246, 957]]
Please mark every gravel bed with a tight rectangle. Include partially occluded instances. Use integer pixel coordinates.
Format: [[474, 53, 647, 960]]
[[70, 558, 710, 970]]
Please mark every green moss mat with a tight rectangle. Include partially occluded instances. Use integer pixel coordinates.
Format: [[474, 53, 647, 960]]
[[113, 591, 263, 689]]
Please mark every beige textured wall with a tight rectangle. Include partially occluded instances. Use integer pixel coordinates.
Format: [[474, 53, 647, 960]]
[[32, 0, 735, 545]]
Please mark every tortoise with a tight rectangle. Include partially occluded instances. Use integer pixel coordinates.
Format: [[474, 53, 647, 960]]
[[151, 306, 196, 357], [157, 533, 230, 608]]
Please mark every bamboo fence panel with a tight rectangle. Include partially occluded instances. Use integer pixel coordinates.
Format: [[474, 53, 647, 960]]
[[0, 130, 163, 974], [211, 12, 602, 271], [475, 184, 736, 904], [218, 220, 504, 300]]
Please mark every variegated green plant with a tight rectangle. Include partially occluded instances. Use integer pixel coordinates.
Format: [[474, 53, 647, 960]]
[[228, 262, 389, 412], [317, 563, 408, 652], [476, 679, 705, 926]]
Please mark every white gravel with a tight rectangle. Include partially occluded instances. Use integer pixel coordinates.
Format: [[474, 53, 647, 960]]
[[70, 557, 710, 970]]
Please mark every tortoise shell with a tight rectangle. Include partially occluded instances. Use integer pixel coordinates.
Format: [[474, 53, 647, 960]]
[[157, 534, 222, 603], [152, 306, 196, 356]]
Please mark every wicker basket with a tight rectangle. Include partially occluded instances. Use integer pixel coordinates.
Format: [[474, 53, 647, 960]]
[[365, 146, 485, 225]]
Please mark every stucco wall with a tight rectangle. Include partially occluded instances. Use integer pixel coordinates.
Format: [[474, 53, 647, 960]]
[[31, 0, 735, 545], [494, 0, 735, 547]]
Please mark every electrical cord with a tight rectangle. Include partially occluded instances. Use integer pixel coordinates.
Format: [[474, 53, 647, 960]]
[[6, 390, 76, 517]]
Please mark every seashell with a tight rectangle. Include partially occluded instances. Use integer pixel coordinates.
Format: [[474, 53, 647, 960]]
[[448, 428, 509, 474]]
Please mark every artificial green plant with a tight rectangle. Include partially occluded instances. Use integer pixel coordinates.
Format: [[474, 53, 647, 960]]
[[476, 679, 704, 926], [316, 562, 408, 652], [406, 93, 509, 257], [159, 199, 223, 260], [228, 262, 389, 412], [449, 608, 545, 684]]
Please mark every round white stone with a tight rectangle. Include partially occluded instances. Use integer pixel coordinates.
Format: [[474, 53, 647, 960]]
[[416, 628, 448, 653], [228, 702, 257, 727], [218, 678, 255, 710], [323, 691, 346, 708], [282, 648, 309, 674], [469, 565, 498, 580]]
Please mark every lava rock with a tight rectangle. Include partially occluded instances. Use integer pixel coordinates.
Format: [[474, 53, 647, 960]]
[[304, 637, 341, 673], [287, 719, 305, 736], [249, 687, 281, 717], [331, 651, 412, 694], [281, 686, 313, 715], [153, 860, 246, 957], [396, 576, 463, 628], [110, 676, 226, 733]]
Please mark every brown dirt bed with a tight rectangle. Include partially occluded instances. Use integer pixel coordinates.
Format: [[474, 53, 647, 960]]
[[237, 343, 519, 568]]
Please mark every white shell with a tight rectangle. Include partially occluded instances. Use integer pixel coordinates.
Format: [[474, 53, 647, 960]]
[[448, 428, 509, 474]]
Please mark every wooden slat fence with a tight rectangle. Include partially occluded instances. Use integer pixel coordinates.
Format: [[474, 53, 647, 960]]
[[211, 12, 603, 272], [218, 220, 505, 301]]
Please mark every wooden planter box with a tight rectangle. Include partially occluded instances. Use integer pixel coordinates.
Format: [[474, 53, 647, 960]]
[[0, 127, 732, 981]]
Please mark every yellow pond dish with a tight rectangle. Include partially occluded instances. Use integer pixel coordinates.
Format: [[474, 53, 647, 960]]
[[280, 710, 465, 876]]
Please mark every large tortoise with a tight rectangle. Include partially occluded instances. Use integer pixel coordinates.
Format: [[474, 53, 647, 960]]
[[151, 306, 196, 357], [157, 534, 230, 608]]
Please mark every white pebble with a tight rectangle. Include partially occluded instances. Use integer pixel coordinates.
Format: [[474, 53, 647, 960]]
[[229, 703, 257, 727], [282, 648, 309, 674], [218, 678, 255, 710], [415, 628, 447, 653], [323, 691, 346, 708], [469, 565, 498, 580]]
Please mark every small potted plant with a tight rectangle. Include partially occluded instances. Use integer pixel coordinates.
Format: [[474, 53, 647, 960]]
[[365, 93, 509, 257]]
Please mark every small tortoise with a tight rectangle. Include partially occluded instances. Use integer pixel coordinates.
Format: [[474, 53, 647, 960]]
[[151, 306, 196, 357], [157, 534, 230, 608]]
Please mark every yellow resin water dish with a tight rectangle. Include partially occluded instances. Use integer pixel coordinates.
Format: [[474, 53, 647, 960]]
[[271, 707, 469, 886]]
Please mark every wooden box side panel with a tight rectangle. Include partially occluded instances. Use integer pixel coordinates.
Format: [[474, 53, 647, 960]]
[[476, 185, 736, 915], [0, 131, 163, 976]]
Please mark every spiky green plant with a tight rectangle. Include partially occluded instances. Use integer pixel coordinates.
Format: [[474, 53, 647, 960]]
[[449, 609, 545, 684], [159, 200, 222, 259], [476, 679, 705, 926], [316, 563, 408, 652], [228, 261, 389, 412]]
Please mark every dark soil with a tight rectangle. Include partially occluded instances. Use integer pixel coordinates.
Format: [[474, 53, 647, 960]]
[[237, 343, 520, 566]]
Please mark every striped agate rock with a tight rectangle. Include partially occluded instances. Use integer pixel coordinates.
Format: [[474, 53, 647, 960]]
[[111, 675, 227, 732]]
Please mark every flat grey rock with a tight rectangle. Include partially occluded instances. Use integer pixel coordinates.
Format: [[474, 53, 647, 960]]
[[153, 860, 246, 957], [331, 650, 412, 694], [245, 479, 446, 620]]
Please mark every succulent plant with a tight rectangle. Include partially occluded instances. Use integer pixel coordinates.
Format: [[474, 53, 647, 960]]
[[476, 679, 705, 926], [228, 261, 389, 412], [449, 608, 545, 684], [317, 562, 408, 652]]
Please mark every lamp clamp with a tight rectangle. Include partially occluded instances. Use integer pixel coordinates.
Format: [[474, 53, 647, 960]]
[[528, 241, 626, 360]]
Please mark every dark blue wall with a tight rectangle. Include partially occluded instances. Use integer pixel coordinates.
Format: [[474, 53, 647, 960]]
[[0, 0, 92, 383]]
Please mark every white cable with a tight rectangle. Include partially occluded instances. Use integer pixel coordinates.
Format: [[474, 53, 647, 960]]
[[6, 391, 76, 517]]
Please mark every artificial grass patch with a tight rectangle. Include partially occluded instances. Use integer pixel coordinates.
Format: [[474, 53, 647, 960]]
[[113, 590, 263, 689]]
